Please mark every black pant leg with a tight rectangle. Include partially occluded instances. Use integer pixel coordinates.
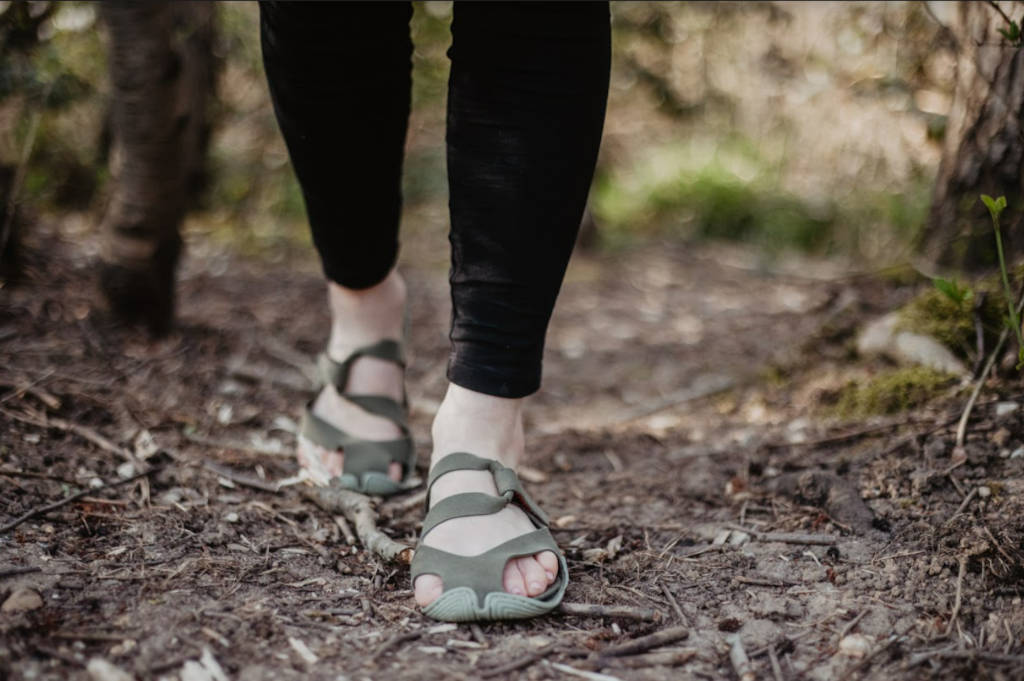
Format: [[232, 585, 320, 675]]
[[260, 1, 413, 289], [446, 1, 611, 397]]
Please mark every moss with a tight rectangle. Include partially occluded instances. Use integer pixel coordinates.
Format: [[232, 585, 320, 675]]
[[832, 367, 956, 418], [896, 280, 1009, 362]]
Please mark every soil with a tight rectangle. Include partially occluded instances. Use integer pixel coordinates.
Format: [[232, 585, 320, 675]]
[[2, 225, 1024, 681]]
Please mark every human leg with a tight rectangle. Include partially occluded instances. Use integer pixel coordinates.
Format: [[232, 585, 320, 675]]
[[414, 1, 611, 612], [260, 2, 414, 486]]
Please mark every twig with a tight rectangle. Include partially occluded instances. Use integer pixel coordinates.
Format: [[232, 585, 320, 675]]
[[604, 649, 697, 669], [727, 525, 837, 546], [659, 582, 688, 624], [735, 575, 797, 588], [367, 630, 422, 662], [333, 515, 356, 545], [838, 610, 870, 639], [557, 602, 661, 622], [202, 461, 280, 494], [943, 487, 978, 527], [546, 661, 622, 681], [0, 468, 158, 534], [600, 625, 690, 657], [480, 644, 556, 678], [956, 289, 1024, 447], [302, 485, 413, 564], [905, 648, 1024, 667], [381, 489, 428, 516], [184, 429, 288, 457], [469, 624, 487, 647], [0, 566, 42, 579], [729, 637, 755, 681], [945, 557, 967, 636], [768, 644, 785, 681]]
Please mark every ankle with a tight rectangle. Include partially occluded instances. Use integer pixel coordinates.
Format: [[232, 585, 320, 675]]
[[327, 269, 406, 357], [430, 383, 525, 467]]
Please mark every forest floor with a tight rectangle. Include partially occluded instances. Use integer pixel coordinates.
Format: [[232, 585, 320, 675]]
[[2, 221, 1024, 681]]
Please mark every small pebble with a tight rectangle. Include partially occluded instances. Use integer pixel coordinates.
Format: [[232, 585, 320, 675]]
[[223, 512, 239, 523], [995, 401, 1019, 417], [838, 634, 872, 658], [2, 587, 43, 613], [977, 486, 991, 499]]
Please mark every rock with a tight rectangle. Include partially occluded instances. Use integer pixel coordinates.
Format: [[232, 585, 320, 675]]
[[995, 401, 1020, 417], [86, 659, 133, 681], [978, 485, 992, 498], [838, 634, 872, 657], [2, 587, 43, 613], [857, 312, 968, 376]]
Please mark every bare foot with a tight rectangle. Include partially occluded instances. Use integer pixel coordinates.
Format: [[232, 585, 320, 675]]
[[297, 270, 406, 484], [413, 384, 559, 607]]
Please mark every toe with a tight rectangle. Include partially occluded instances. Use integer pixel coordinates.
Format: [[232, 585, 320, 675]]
[[536, 551, 559, 584], [503, 559, 527, 597], [321, 448, 344, 476], [516, 556, 549, 597], [388, 461, 403, 483], [414, 574, 444, 608]]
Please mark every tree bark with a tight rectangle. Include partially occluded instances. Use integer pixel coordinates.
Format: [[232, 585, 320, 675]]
[[98, 1, 216, 333], [922, 2, 1024, 272]]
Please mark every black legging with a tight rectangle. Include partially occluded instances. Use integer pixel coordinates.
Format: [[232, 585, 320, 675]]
[[260, 1, 610, 398]]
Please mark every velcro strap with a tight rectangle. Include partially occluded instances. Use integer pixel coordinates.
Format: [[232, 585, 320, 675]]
[[425, 452, 549, 527], [344, 395, 409, 430], [421, 493, 507, 538]]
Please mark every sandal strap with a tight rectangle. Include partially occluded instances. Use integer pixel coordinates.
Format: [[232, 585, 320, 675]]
[[298, 408, 414, 474], [426, 452, 550, 527], [421, 492, 508, 538], [317, 339, 405, 393]]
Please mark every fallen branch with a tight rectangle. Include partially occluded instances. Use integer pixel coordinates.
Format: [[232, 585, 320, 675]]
[[557, 602, 660, 622], [600, 625, 690, 658], [1, 467, 159, 534], [302, 485, 413, 564]]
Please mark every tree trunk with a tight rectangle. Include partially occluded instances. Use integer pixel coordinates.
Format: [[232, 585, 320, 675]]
[[98, 1, 216, 333], [921, 1, 1024, 272]]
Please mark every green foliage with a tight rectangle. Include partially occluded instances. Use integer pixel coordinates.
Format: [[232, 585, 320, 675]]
[[932, 277, 971, 306], [832, 367, 956, 418], [982, 194, 1024, 368], [998, 20, 1022, 47]]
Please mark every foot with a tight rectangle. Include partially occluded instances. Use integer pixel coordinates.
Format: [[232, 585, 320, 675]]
[[297, 270, 407, 484], [413, 384, 560, 607]]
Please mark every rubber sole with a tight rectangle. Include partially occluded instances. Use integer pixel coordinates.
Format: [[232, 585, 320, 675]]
[[420, 553, 568, 622]]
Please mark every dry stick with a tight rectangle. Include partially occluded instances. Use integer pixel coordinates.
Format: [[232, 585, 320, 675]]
[[0, 468, 158, 534], [729, 637, 755, 681], [659, 582, 688, 624], [184, 429, 289, 457], [946, 557, 968, 636], [605, 650, 697, 669], [302, 486, 413, 564], [768, 645, 785, 681], [735, 575, 797, 588], [956, 290, 1024, 448], [333, 515, 356, 545], [0, 566, 42, 579], [837, 610, 870, 640], [202, 461, 280, 494], [480, 644, 557, 679], [557, 602, 660, 622], [367, 630, 422, 662], [726, 525, 837, 546], [600, 625, 690, 658], [905, 648, 1024, 667], [943, 487, 979, 527]]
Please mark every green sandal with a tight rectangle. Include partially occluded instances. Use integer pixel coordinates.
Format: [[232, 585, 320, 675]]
[[411, 452, 568, 622], [297, 339, 415, 496]]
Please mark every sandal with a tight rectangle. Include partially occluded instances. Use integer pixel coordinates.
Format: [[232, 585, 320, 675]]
[[297, 339, 415, 496], [410, 452, 568, 622]]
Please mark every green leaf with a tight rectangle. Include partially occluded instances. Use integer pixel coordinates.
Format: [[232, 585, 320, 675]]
[[981, 194, 1007, 220], [998, 21, 1021, 43], [932, 277, 969, 305]]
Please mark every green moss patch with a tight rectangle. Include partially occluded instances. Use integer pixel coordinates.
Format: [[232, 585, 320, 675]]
[[896, 279, 1009, 363], [832, 367, 957, 418]]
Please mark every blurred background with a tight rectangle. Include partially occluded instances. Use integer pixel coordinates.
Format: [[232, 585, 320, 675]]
[[0, 1, 962, 279]]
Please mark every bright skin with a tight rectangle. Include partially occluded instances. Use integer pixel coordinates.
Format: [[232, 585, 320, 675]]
[[298, 270, 558, 606]]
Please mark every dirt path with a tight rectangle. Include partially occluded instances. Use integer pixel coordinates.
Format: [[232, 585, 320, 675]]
[[2, 231, 1023, 681]]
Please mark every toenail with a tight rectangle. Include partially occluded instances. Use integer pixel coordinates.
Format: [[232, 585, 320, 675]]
[[511, 587, 524, 596], [545, 571, 555, 581], [529, 581, 543, 593]]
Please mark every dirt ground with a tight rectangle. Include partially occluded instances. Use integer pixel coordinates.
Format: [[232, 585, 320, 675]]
[[2, 223, 1024, 681]]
